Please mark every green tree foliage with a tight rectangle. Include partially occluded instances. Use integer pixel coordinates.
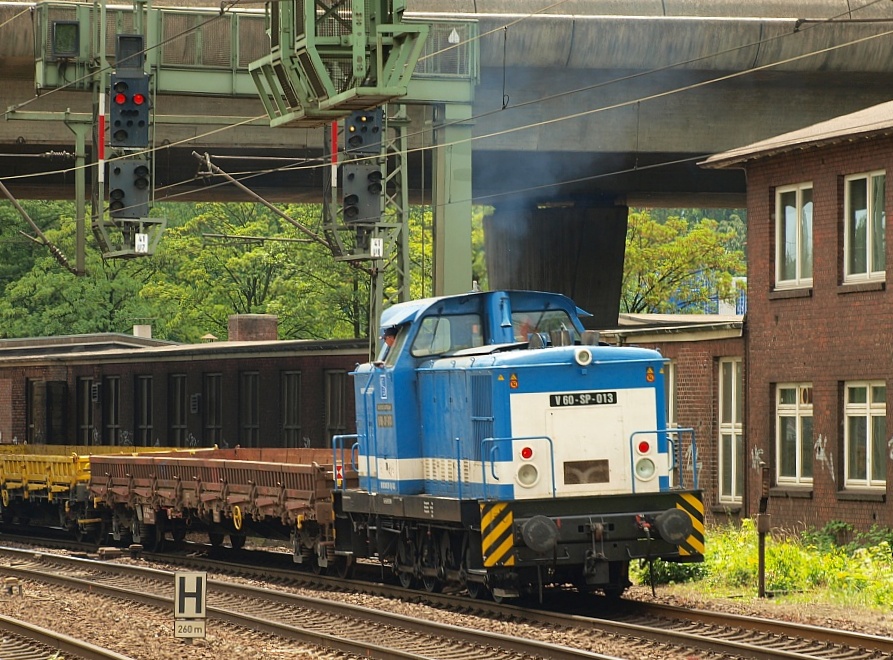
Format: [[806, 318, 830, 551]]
[[0, 200, 440, 342], [141, 202, 370, 341], [0, 209, 158, 337], [0, 200, 72, 288], [622, 210, 746, 314]]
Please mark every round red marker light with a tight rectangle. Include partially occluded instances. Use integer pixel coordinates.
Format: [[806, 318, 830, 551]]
[[520, 446, 533, 460], [132, 93, 146, 105], [638, 440, 651, 454], [113, 93, 127, 105]]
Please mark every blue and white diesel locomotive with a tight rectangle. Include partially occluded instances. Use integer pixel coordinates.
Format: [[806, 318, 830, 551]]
[[337, 289, 704, 599]]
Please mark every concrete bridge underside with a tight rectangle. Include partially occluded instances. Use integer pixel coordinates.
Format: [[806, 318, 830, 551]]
[[3, 0, 893, 323]]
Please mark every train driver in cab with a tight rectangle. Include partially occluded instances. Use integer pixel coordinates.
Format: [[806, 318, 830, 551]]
[[378, 324, 403, 364]]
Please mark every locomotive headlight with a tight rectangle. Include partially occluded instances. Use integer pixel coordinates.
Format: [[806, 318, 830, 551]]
[[635, 457, 656, 480], [574, 347, 592, 366], [517, 463, 539, 487]]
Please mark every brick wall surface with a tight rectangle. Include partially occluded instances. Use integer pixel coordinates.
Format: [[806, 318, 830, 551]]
[[744, 136, 893, 532]]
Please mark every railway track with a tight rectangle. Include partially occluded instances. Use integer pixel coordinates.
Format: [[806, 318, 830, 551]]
[[0, 541, 890, 660], [0, 545, 619, 660], [0, 614, 135, 660]]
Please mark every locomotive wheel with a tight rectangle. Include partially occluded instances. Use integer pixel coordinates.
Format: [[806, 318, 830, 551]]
[[421, 575, 442, 593], [395, 536, 416, 588], [465, 581, 488, 600], [397, 570, 414, 589]]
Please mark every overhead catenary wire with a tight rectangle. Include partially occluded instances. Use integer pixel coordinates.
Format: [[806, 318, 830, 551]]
[[0, 0, 892, 204]]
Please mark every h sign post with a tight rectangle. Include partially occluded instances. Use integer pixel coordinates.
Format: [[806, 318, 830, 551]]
[[174, 571, 207, 640]]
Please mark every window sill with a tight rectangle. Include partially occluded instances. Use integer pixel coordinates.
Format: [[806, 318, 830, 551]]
[[837, 489, 886, 502], [711, 503, 742, 515], [769, 287, 813, 300], [838, 280, 885, 294], [769, 486, 813, 499]]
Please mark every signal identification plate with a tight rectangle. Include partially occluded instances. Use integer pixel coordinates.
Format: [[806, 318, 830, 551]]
[[549, 391, 617, 407]]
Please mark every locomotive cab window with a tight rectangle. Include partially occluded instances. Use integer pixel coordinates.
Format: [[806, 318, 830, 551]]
[[512, 310, 578, 342], [410, 313, 482, 357]]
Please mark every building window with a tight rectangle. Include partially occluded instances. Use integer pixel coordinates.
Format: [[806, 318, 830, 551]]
[[776, 184, 813, 288], [169, 374, 188, 446], [239, 371, 259, 448], [844, 171, 886, 282], [77, 377, 95, 445], [776, 384, 813, 485], [844, 382, 886, 488], [281, 371, 302, 447], [719, 359, 744, 503], [104, 376, 121, 445], [135, 375, 153, 446], [664, 360, 677, 428], [204, 373, 223, 447], [662, 361, 679, 486], [325, 370, 348, 441]]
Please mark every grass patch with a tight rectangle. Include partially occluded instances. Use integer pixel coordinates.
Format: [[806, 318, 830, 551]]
[[631, 519, 893, 610]]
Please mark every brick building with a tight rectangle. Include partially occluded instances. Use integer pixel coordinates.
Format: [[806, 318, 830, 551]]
[[703, 101, 893, 532]]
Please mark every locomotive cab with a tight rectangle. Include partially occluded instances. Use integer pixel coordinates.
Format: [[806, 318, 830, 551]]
[[343, 289, 704, 601]]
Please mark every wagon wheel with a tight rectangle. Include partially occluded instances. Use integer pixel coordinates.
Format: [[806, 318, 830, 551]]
[[229, 534, 246, 550], [208, 531, 225, 547], [130, 518, 143, 545], [171, 524, 187, 547], [140, 523, 165, 552]]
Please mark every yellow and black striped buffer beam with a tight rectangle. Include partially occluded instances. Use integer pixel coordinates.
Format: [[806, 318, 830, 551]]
[[480, 501, 516, 567], [676, 492, 706, 557]]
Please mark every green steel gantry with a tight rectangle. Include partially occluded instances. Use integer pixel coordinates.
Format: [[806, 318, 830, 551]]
[[10, 0, 476, 325]]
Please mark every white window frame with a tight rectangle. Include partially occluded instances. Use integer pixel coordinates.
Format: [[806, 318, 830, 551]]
[[776, 383, 814, 485], [663, 360, 678, 487], [719, 358, 744, 503], [843, 381, 886, 489], [844, 171, 886, 283], [775, 183, 814, 289]]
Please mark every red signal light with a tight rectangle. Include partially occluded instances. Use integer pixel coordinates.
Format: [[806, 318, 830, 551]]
[[132, 93, 146, 105], [113, 93, 127, 105], [637, 440, 651, 454], [520, 446, 533, 460]]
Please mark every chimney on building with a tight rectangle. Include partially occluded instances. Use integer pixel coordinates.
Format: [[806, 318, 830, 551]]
[[227, 314, 278, 341]]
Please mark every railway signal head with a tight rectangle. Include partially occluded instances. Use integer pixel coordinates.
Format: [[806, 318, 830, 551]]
[[342, 163, 382, 223], [108, 159, 150, 219], [345, 108, 383, 155], [109, 73, 150, 148]]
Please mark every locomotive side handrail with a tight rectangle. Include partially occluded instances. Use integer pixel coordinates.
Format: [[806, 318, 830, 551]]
[[668, 427, 698, 490], [331, 434, 359, 491], [480, 436, 557, 499]]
